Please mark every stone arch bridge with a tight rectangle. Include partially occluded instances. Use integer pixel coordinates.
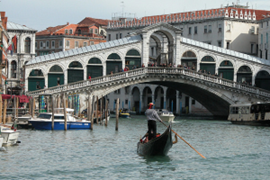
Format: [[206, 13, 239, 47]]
[[25, 23, 270, 116]]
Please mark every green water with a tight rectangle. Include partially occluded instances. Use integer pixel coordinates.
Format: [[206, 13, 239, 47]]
[[1, 116, 270, 179]]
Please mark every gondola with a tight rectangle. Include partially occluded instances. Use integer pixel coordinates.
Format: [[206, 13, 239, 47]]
[[137, 123, 173, 156]]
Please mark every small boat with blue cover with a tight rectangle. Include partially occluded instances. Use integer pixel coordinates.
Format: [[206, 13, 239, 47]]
[[29, 108, 91, 130]]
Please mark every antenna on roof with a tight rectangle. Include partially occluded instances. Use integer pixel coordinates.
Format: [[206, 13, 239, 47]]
[[121, 1, 125, 17]]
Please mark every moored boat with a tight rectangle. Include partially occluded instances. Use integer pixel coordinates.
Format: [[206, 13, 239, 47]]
[[0, 125, 20, 146], [137, 123, 173, 156], [29, 108, 91, 130], [0, 137, 3, 147], [156, 109, 175, 122], [228, 102, 270, 126], [119, 109, 130, 118]]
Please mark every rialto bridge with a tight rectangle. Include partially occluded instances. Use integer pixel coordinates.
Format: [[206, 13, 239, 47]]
[[25, 23, 270, 116]]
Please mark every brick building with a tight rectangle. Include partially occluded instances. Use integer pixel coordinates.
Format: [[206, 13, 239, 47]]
[[35, 17, 109, 56]]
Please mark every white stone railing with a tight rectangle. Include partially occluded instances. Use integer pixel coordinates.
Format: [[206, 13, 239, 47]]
[[26, 67, 270, 99]]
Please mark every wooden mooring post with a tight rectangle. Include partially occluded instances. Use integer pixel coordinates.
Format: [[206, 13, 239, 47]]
[[62, 93, 67, 131], [32, 98, 35, 118], [0, 94, 2, 124], [105, 98, 108, 127], [100, 96, 103, 125], [3, 99, 7, 124], [96, 96, 99, 124], [91, 95, 95, 130], [115, 98, 119, 131], [51, 95, 55, 130], [88, 94, 92, 129]]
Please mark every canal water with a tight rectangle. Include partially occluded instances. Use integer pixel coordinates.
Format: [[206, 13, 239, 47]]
[[1, 116, 270, 179]]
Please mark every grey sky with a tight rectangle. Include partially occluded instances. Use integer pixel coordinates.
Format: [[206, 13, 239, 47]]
[[0, 0, 269, 31]]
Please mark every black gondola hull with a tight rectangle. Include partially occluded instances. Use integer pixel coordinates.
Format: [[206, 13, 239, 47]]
[[137, 124, 172, 156]]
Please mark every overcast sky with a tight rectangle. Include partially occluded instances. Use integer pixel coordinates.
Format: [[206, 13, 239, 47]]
[[1, 0, 269, 31]]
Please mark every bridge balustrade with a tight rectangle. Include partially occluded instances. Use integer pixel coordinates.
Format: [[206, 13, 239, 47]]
[[26, 67, 270, 99]]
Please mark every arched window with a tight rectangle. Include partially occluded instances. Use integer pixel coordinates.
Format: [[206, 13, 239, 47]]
[[88, 58, 102, 64], [69, 29, 73, 34], [25, 37, 31, 53], [69, 61, 83, 68], [49, 65, 63, 72], [11, 61, 17, 78], [108, 53, 121, 59], [78, 29, 81, 35]]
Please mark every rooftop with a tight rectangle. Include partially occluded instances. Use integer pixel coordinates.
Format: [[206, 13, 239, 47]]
[[7, 21, 36, 31]]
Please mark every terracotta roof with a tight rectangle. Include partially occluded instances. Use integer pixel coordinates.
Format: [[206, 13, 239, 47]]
[[78, 17, 109, 26], [108, 7, 270, 29], [36, 24, 67, 36]]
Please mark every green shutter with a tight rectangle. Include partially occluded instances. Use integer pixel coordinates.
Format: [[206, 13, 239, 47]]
[[106, 61, 122, 75], [200, 64, 216, 75], [48, 74, 64, 87], [87, 66, 103, 78], [28, 78, 45, 91], [218, 69, 234, 80], [68, 70, 83, 83]]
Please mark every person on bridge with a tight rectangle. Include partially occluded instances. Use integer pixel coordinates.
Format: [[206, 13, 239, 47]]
[[145, 102, 163, 140]]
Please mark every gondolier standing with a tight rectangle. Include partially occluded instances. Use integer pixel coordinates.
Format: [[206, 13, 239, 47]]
[[145, 102, 162, 140]]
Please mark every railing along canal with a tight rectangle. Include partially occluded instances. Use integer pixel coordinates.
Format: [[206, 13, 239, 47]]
[[26, 67, 270, 98]]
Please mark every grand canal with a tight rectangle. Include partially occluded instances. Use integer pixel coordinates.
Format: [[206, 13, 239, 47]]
[[1, 116, 270, 179]]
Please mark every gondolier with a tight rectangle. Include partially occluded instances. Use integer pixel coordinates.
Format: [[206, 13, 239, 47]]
[[145, 102, 162, 140]]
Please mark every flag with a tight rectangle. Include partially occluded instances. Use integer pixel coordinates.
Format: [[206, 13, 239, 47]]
[[7, 45, 12, 51], [12, 35, 17, 52]]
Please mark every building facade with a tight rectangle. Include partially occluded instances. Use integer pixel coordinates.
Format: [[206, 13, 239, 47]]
[[258, 16, 270, 60], [5, 20, 37, 95], [35, 17, 109, 56]]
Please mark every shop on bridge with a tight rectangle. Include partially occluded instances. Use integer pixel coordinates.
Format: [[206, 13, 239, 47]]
[[255, 71, 270, 90], [218, 60, 234, 81], [181, 51, 197, 70], [237, 66, 252, 85], [48, 65, 64, 87], [87, 58, 103, 78], [199, 56, 215, 75], [28, 69, 45, 91], [106, 53, 122, 75], [125, 49, 141, 69], [68, 61, 84, 83]]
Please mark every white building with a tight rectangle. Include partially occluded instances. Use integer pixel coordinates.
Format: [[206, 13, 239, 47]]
[[105, 5, 270, 115], [5, 22, 37, 95], [258, 16, 270, 60]]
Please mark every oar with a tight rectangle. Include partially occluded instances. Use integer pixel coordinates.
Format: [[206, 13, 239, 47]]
[[160, 121, 206, 159]]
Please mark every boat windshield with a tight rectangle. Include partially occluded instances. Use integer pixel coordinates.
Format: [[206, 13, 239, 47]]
[[54, 116, 65, 119], [37, 114, 52, 119]]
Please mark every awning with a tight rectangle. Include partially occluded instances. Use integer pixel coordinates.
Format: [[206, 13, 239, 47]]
[[1, 94, 30, 103]]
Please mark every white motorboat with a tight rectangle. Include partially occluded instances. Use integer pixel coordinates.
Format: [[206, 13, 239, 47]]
[[156, 109, 175, 122], [0, 125, 20, 146], [0, 137, 3, 148]]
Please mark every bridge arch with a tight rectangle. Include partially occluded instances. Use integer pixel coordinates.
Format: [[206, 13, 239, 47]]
[[87, 57, 103, 78], [218, 60, 234, 81], [68, 61, 84, 83], [131, 86, 141, 113], [154, 86, 164, 109], [237, 65, 253, 84], [255, 70, 270, 90], [28, 69, 45, 91], [125, 49, 141, 69], [167, 88, 176, 112], [48, 65, 64, 87], [199, 55, 216, 75], [181, 50, 198, 70], [106, 53, 122, 74]]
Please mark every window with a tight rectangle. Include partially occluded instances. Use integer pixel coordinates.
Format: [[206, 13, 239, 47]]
[[90, 41, 94, 45], [90, 29, 93, 33], [266, 50, 268, 60], [69, 29, 73, 34], [65, 29, 68, 34], [120, 33, 122, 39], [227, 23, 231, 32], [108, 34, 111, 41], [51, 41, 55, 48], [46, 41, 49, 48], [95, 29, 98, 34], [218, 24, 222, 32], [75, 41, 79, 48], [208, 25, 212, 33], [204, 25, 207, 33], [261, 22, 263, 28], [251, 43, 254, 54], [226, 41, 230, 49], [180, 28, 183, 36], [66, 40, 70, 47], [59, 40, 63, 47], [192, 99, 195, 105], [194, 26, 197, 34], [25, 37, 31, 53], [188, 27, 192, 35], [125, 99, 128, 104], [35, 42, 37, 49], [116, 34, 118, 39], [261, 34, 263, 45], [78, 29, 81, 34], [218, 41, 222, 47], [83, 42, 87, 47]]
